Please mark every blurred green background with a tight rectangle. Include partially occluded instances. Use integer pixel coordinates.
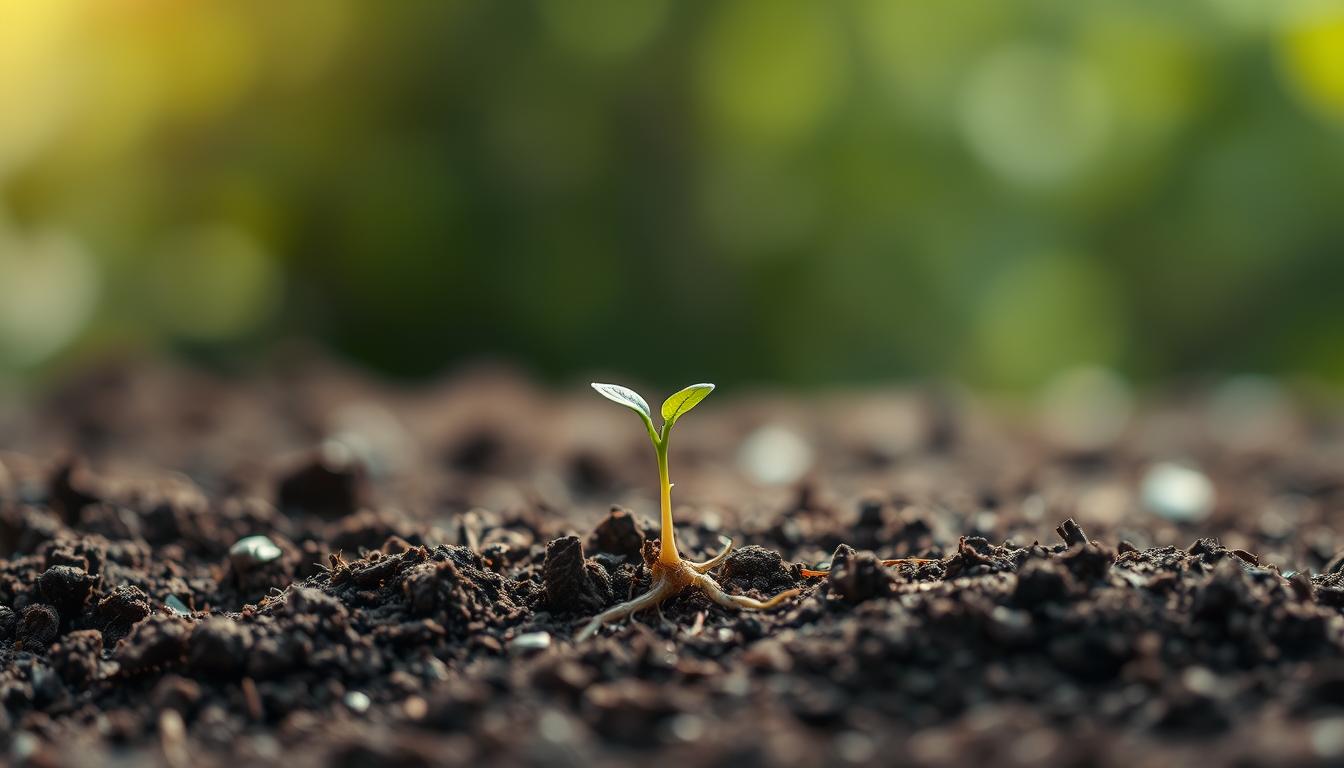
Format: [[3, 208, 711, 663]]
[[2, 0, 1344, 390]]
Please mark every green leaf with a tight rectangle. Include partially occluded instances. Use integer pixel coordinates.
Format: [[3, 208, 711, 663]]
[[661, 383, 715, 427], [591, 382, 652, 421]]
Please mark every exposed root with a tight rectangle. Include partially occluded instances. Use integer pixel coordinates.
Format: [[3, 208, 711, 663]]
[[686, 536, 733, 573], [575, 574, 679, 641], [575, 541, 800, 641], [693, 572, 799, 610]]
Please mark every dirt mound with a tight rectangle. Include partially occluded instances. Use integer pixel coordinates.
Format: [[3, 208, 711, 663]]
[[2, 364, 1344, 766]]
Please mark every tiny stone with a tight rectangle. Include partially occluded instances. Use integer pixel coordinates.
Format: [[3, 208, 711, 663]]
[[835, 731, 877, 764], [508, 631, 552, 653], [164, 595, 192, 616], [1181, 666, 1219, 697], [229, 535, 284, 572], [1141, 462, 1214, 523], [12, 732, 39, 761], [538, 709, 576, 744], [1312, 718, 1344, 758], [667, 713, 705, 743], [344, 691, 371, 713]]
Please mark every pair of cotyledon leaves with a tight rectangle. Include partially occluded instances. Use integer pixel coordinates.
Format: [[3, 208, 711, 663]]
[[592, 382, 714, 430]]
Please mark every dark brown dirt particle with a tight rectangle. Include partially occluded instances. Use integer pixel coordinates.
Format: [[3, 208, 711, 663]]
[[48, 460, 101, 524], [542, 536, 611, 615], [97, 585, 152, 638], [588, 506, 645, 561], [0, 604, 15, 640], [1056, 518, 1089, 547], [277, 449, 368, 519], [17, 604, 60, 652], [826, 544, 894, 604], [188, 618, 252, 678], [718, 545, 799, 595], [1059, 542, 1116, 584], [51, 629, 105, 685], [37, 564, 97, 614], [114, 616, 191, 674]]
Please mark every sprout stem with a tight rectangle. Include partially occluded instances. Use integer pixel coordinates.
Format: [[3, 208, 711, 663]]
[[655, 437, 678, 565]]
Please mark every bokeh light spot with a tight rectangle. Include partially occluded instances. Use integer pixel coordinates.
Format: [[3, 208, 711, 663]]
[[539, 0, 668, 60], [968, 251, 1124, 388], [1277, 10, 1344, 122], [959, 43, 1113, 188], [0, 0, 82, 179], [697, 0, 844, 148], [146, 226, 282, 340], [0, 226, 99, 368]]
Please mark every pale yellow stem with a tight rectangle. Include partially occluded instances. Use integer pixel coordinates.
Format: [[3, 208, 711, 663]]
[[656, 440, 679, 565]]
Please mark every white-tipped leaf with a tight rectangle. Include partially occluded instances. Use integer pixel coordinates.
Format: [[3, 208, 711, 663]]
[[661, 383, 715, 427], [591, 382, 652, 421]]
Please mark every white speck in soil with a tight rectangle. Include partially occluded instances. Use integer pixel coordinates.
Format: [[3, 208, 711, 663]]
[[229, 535, 283, 571], [11, 732, 38, 762], [1141, 462, 1214, 522], [1181, 666, 1219, 697], [835, 731, 876, 764], [344, 691, 371, 713], [537, 709, 577, 744], [1312, 718, 1344, 758], [508, 631, 552, 653], [666, 714, 704, 743]]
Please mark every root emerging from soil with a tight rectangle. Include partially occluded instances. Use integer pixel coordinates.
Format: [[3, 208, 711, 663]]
[[575, 537, 799, 641]]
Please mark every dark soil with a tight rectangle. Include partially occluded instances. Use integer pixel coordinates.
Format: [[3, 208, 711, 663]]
[[3, 360, 1344, 766]]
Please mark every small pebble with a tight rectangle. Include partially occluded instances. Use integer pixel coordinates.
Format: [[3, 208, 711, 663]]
[[1140, 463, 1214, 523], [666, 713, 705, 743], [537, 709, 578, 744], [11, 732, 39, 762], [508, 631, 552, 653], [344, 691, 371, 713], [1312, 717, 1344, 758], [835, 730, 877, 764], [229, 535, 283, 572], [164, 595, 192, 616]]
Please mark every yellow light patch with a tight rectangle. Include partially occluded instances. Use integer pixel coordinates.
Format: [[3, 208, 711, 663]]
[[1277, 11, 1344, 122]]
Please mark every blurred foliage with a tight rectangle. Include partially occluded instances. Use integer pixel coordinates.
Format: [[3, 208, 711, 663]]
[[2, 0, 1344, 390]]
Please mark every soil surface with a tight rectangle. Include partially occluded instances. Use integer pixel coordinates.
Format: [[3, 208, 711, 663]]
[[3, 359, 1344, 766]]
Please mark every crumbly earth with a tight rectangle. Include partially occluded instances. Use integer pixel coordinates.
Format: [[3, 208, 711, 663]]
[[2, 360, 1344, 766]]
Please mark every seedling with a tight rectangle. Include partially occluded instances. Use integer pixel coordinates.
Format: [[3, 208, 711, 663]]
[[577, 382, 800, 640]]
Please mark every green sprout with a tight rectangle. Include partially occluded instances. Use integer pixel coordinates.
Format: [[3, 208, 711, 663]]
[[577, 382, 800, 640]]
